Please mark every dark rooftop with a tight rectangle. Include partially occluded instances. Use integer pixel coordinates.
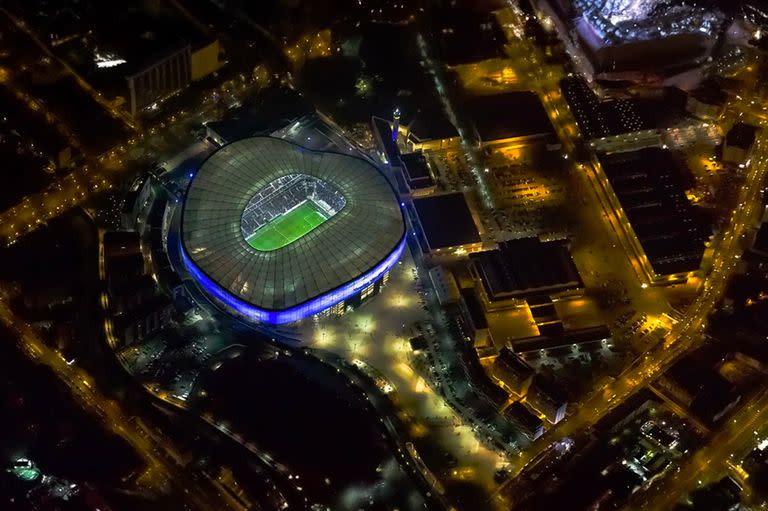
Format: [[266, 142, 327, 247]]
[[494, 347, 535, 380], [103, 231, 141, 259], [599, 148, 711, 275], [753, 222, 768, 255], [464, 91, 556, 143], [690, 79, 728, 106], [726, 122, 758, 150], [208, 86, 316, 143], [412, 192, 481, 250], [503, 402, 543, 435], [470, 238, 582, 301], [399, 152, 434, 189], [406, 106, 459, 142], [461, 288, 488, 329], [529, 374, 568, 405]]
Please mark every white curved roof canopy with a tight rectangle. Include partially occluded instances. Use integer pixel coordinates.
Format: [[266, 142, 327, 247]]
[[181, 137, 405, 311]]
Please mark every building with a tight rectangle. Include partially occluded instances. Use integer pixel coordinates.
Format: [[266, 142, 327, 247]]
[[509, 325, 612, 355], [561, 76, 653, 140], [126, 43, 193, 116], [551, 0, 723, 78], [662, 357, 742, 423], [744, 445, 768, 496], [598, 148, 711, 280], [121, 176, 151, 230], [504, 401, 544, 440], [103, 231, 145, 290], [107, 274, 157, 315], [463, 91, 559, 149], [404, 107, 461, 152], [411, 192, 483, 257], [205, 86, 315, 146], [114, 296, 173, 346], [181, 137, 405, 325], [371, 115, 403, 167], [723, 122, 759, 165], [117, 31, 224, 116], [458, 288, 492, 348], [686, 80, 727, 120], [103, 230, 141, 259], [526, 375, 568, 424], [689, 477, 742, 511], [469, 238, 583, 311], [491, 347, 535, 396], [397, 152, 436, 197], [429, 266, 460, 306], [103, 228, 176, 347]]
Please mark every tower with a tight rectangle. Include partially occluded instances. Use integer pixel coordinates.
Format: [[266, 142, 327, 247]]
[[392, 107, 401, 143]]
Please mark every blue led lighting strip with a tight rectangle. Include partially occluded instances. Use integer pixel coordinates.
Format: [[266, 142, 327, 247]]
[[181, 236, 406, 325]]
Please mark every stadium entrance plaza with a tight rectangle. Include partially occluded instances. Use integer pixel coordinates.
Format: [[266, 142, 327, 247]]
[[296, 246, 505, 494]]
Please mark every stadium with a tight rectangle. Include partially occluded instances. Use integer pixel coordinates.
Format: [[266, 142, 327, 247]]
[[180, 136, 406, 325]]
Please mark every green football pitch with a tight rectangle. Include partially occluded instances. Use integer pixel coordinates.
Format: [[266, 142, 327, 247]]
[[245, 201, 328, 251]]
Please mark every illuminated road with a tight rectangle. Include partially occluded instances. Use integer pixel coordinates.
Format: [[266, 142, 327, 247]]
[[0, 69, 269, 247], [0, 287, 238, 510], [629, 388, 768, 510]]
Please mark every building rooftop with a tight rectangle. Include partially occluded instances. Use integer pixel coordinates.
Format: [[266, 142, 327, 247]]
[[561, 76, 655, 138], [461, 288, 488, 329], [412, 192, 481, 251], [503, 402, 543, 435], [464, 91, 556, 143], [599, 148, 711, 275], [493, 347, 535, 381], [405, 106, 459, 143], [753, 222, 768, 256], [725, 122, 758, 150], [690, 79, 728, 107], [208, 87, 316, 143], [470, 238, 582, 301], [399, 152, 434, 190], [528, 374, 568, 407], [103, 231, 141, 259], [510, 325, 611, 354]]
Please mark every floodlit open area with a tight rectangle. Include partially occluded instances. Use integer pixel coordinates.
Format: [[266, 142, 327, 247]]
[[245, 200, 329, 251], [298, 247, 506, 497]]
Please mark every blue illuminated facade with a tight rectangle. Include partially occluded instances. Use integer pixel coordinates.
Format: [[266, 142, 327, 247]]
[[181, 235, 406, 325]]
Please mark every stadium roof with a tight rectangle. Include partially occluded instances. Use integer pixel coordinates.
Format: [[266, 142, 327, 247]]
[[181, 137, 405, 318]]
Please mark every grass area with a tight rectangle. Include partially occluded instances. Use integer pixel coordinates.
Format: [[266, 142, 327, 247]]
[[245, 201, 328, 251]]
